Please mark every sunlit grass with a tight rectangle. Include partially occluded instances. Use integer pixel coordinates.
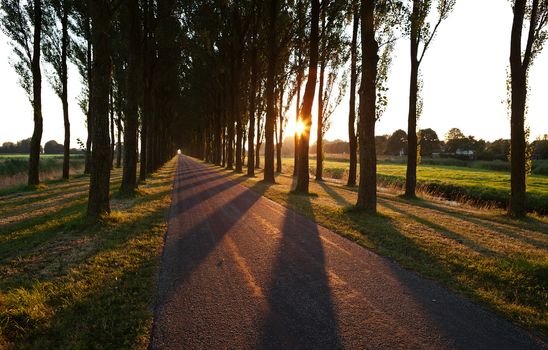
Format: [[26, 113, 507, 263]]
[[204, 158, 548, 337], [0, 158, 176, 348], [278, 156, 548, 213]]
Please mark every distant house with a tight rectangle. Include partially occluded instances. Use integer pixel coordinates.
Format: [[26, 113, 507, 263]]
[[456, 148, 475, 159]]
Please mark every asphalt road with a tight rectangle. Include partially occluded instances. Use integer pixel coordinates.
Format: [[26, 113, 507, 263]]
[[149, 155, 545, 349]]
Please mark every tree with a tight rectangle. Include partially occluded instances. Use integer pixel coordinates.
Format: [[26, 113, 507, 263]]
[[385, 129, 407, 156], [418, 128, 440, 156], [120, 0, 141, 194], [508, 0, 548, 216], [316, 0, 347, 181], [70, 0, 92, 174], [404, 0, 455, 198], [87, 0, 112, 218], [43, 0, 71, 179], [294, 0, 320, 193], [356, 0, 378, 212], [444, 127, 466, 153], [44, 139, 64, 153], [347, 1, 359, 187], [1, 0, 44, 186], [263, 0, 279, 183]]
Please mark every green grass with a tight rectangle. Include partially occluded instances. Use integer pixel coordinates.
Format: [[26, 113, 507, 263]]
[[280, 157, 548, 213], [206, 160, 548, 338], [0, 155, 86, 191], [0, 158, 176, 349]]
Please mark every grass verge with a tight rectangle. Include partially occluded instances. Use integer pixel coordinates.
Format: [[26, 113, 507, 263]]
[[0, 158, 176, 349], [204, 159, 548, 338], [278, 157, 548, 214]]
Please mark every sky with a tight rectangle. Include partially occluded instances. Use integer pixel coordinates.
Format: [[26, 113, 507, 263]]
[[0, 0, 546, 147]]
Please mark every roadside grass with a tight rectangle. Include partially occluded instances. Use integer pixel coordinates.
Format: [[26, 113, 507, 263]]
[[0, 157, 176, 349], [278, 157, 548, 213], [204, 160, 548, 337], [0, 155, 85, 191]]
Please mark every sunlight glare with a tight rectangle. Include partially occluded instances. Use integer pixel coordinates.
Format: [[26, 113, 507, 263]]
[[295, 119, 305, 137]]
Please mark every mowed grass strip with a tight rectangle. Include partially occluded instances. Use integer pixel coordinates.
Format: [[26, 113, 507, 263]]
[[279, 157, 548, 213], [202, 159, 548, 337], [0, 158, 176, 349]]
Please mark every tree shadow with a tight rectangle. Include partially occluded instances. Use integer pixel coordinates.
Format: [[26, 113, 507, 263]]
[[398, 197, 548, 249], [258, 191, 341, 348], [380, 200, 500, 257], [317, 181, 352, 207]]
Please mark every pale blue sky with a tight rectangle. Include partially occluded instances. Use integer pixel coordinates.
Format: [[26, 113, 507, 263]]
[[0, 0, 546, 146]]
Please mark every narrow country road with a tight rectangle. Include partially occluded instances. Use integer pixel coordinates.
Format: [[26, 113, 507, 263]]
[[150, 155, 545, 349]]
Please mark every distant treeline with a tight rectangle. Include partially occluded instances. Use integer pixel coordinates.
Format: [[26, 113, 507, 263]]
[[300, 128, 548, 161], [0, 138, 84, 155]]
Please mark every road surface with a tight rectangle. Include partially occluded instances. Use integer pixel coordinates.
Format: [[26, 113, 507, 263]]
[[150, 155, 545, 349]]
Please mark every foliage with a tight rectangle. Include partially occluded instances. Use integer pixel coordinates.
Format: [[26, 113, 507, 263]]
[[0, 0, 36, 101], [385, 129, 408, 155]]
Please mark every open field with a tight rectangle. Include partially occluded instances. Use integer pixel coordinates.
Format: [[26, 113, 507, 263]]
[[0, 154, 86, 192], [203, 159, 548, 337], [0, 158, 175, 348], [276, 156, 548, 214]]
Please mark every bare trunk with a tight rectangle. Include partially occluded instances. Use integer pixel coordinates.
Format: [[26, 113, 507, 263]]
[[84, 14, 92, 175], [276, 84, 284, 173], [295, 0, 320, 193], [356, 0, 378, 212], [247, 49, 257, 176], [87, 0, 112, 218], [293, 63, 302, 177], [120, 0, 141, 193], [264, 0, 277, 183], [347, 7, 358, 187], [109, 80, 115, 169], [28, 0, 43, 187], [316, 59, 325, 181], [509, 0, 528, 216], [61, 4, 70, 180], [405, 61, 419, 197]]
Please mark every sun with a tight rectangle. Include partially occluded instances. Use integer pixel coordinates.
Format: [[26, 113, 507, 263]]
[[294, 119, 305, 137]]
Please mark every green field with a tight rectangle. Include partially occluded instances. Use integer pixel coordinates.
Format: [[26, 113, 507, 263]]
[[0, 154, 86, 191], [280, 157, 548, 213]]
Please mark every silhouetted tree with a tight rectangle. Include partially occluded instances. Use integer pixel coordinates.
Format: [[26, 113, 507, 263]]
[[404, 0, 455, 198], [43, 0, 71, 179], [295, 0, 320, 193], [1, 0, 44, 186], [508, 0, 548, 216]]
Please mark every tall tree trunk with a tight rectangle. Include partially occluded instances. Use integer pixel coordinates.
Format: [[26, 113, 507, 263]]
[[61, 2, 70, 180], [347, 6, 359, 187], [316, 59, 325, 181], [28, 0, 43, 186], [84, 13, 92, 175], [116, 115, 122, 167], [295, 0, 320, 193], [293, 61, 302, 177], [356, 0, 378, 212], [276, 84, 284, 173], [139, 0, 149, 181], [264, 0, 278, 183], [109, 80, 115, 169], [405, 1, 420, 198], [509, 0, 528, 216], [247, 49, 257, 176], [87, 0, 112, 218], [255, 115, 261, 168], [120, 0, 141, 193]]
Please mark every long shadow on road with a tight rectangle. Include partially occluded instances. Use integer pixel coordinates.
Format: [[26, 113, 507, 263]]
[[259, 191, 341, 348]]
